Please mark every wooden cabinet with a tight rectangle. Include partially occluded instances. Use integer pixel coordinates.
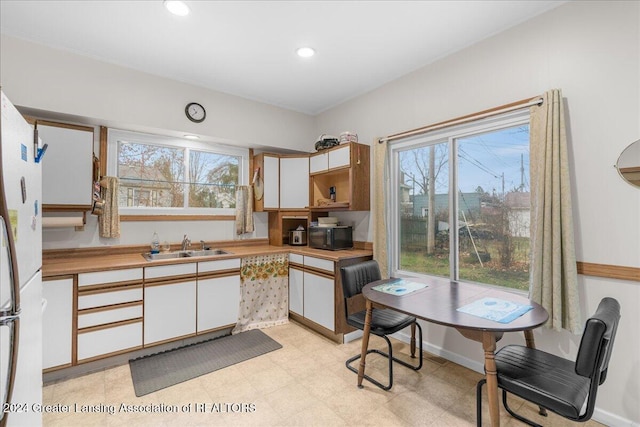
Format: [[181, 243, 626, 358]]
[[144, 263, 197, 346], [42, 277, 73, 371], [287, 254, 337, 340], [254, 153, 309, 211], [37, 120, 94, 210], [197, 258, 241, 333], [76, 268, 144, 363], [310, 145, 351, 173], [279, 156, 309, 209], [309, 142, 370, 211], [288, 252, 372, 343], [268, 210, 310, 246]]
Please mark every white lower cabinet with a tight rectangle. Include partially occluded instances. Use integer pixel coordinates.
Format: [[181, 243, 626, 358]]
[[76, 282, 144, 363], [288, 255, 335, 332], [77, 322, 142, 361], [288, 267, 304, 316], [303, 271, 335, 331], [144, 279, 197, 345], [197, 274, 240, 332], [42, 277, 73, 370]]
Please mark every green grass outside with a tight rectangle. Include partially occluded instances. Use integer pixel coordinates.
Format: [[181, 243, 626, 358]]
[[400, 237, 530, 291]]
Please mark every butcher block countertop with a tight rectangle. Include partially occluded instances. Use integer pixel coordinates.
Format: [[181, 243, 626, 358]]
[[42, 239, 373, 277]]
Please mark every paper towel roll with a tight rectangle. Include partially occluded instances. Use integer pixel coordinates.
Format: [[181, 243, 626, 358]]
[[43, 216, 84, 228]]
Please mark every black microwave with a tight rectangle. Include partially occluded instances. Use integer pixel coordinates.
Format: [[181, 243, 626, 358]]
[[308, 226, 353, 250]]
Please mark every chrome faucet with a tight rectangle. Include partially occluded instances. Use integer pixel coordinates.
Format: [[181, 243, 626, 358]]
[[200, 240, 206, 250], [181, 234, 191, 251]]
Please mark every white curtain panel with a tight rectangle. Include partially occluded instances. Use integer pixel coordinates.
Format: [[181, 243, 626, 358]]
[[529, 89, 581, 333], [373, 138, 390, 279]]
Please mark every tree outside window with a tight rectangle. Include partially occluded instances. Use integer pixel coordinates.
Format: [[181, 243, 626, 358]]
[[394, 117, 530, 291], [113, 133, 242, 211]]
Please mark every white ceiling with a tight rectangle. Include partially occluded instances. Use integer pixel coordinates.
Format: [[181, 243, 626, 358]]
[[0, 1, 565, 115]]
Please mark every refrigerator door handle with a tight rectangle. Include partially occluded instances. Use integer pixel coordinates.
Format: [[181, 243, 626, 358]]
[[0, 316, 19, 427], [0, 214, 19, 318]]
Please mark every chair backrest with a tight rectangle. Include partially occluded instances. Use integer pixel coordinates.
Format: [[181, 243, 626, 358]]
[[574, 297, 620, 420], [340, 260, 382, 299]]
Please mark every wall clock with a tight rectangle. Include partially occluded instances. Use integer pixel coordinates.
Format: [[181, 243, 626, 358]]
[[185, 102, 206, 123]]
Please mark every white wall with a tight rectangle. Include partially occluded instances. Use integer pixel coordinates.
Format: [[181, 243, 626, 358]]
[[0, 35, 315, 248], [316, 1, 639, 425], [0, 36, 316, 152]]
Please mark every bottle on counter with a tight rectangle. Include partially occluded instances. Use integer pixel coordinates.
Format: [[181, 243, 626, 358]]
[[151, 231, 160, 254]]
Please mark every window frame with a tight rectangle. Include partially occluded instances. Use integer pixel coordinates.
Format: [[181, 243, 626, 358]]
[[389, 110, 530, 291], [107, 129, 248, 216]]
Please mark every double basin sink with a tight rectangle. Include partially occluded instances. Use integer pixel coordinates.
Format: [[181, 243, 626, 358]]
[[143, 249, 231, 261]]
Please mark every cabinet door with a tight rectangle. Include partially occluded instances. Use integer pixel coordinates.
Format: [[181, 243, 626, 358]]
[[197, 275, 240, 332], [39, 123, 94, 206], [328, 145, 350, 169], [77, 322, 142, 361], [303, 271, 335, 331], [280, 157, 309, 209], [144, 280, 196, 345], [263, 154, 280, 209], [288, 267, 304, 316], [42, 278, 73, 369], [309, 152, 328, 174]]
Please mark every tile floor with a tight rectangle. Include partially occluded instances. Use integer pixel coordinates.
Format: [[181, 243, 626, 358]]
[[42, 322, 604, 426]]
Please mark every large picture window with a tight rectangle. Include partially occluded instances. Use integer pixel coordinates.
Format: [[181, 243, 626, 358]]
[[108, 130, 247, 215], [391, 111, 530, 291]]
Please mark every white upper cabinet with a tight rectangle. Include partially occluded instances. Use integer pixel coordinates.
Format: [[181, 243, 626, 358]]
[[279, 156, 309, 209], [38, 121, 94, 207], [262, 154, 280, 210], [309, 152, 328, 174], [328, 145, 351, 169], [310, 144, 351, 175]]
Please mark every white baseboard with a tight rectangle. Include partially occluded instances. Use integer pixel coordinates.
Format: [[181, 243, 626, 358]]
[[390, 331, 638, 427]]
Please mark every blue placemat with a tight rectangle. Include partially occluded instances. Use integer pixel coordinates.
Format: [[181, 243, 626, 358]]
[[457, 297, 533, 323], [372, 279, 427, 296]]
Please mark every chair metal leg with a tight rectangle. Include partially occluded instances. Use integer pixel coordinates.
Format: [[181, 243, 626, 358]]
[[476, 379, 486, 427], [346, 322, 423, 391], [502, 390, 544, 427], [476, 379, 545, 427]]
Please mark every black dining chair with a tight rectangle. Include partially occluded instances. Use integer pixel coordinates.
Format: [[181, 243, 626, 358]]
[[340, 260, 423, 391], [476, 297, 620, 427]]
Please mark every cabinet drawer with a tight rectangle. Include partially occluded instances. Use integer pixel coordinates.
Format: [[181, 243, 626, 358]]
[[145, 263, 196, 280], [78, 287, 142, 310], [304, 256, 334, 274], [77, 321, 142, 361], [78, 268, 143, 287], [198, 258, 240, 273], [289, 253, 304, 265], [78, 304, 143, 329]]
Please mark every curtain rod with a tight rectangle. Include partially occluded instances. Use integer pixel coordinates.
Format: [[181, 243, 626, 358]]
[[380, 96, 544, 143]]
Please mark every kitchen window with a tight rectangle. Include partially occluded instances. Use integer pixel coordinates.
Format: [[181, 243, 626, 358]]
[[107, 129, 247, 215], [390, 110, 531, 291]]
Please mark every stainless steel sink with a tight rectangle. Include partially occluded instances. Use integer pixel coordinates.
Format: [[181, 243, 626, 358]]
[[143, 249, 231, 261], [186, 249, 230, 257]]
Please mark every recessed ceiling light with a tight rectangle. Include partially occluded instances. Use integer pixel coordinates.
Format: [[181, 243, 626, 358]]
[[164, 1, 190, 16], [296, 47, 316, 58], [183, 134, 199, 140]]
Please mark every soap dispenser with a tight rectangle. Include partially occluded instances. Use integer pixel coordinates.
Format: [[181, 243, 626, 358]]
[[151, 232, 160, 254]]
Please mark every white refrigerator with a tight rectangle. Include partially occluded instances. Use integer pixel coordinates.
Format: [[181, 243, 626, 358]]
[[0, 90, 43, 427]]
